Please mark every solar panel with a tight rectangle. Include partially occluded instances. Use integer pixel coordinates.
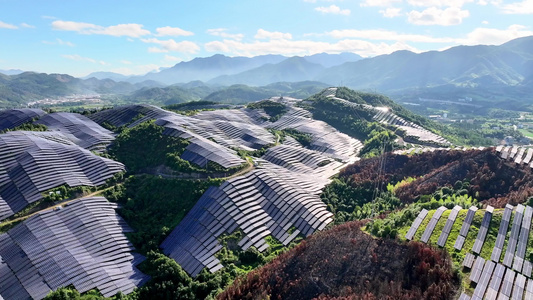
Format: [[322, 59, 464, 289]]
[[463, 253, 476, 269], [470, 256, 485, 283], [491, 204, 513, 262], [421, 206, 447, 243], [472, 206, 494, 254], [513, 205, 533, 272], [472, 260, 495, 299], [503, 205, 524, 267], [0, 197, 148, 299], [437, 205, 461, 247], [405, 209, 428, 240]]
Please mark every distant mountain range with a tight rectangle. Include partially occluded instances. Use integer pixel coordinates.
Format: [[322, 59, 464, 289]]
[[1, 36, 533, 108]]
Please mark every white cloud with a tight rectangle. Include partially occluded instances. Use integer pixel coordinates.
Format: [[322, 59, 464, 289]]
[[482, 20, 489, 24], [42, 38, 75, 47], [164, 55, 182, 62], [148, 47, 168, 53], [407, 0, 474, 7], [142, 38, 200, 53], [360, 0, 401, 6], [62, 54, 106, 65], [204, 38, 420, 58], [0, 21, 18, 29], [407, 7, 470, 25], [121, 60, 132, 65], [155, 26, 194, 37], [254, 29, 292, 40], [380, 7, 403, 17], [461, 24, 533, 45], [206, 28, 244, 40], [315, 5, 351, 15], [501, 0, 533, 14], [20, 23, 35, 28], [326, 29, 456, 43], [52, 20, 150, 37]]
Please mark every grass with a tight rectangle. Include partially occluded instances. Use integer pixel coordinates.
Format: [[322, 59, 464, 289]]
[[519, 128, 533, 139]]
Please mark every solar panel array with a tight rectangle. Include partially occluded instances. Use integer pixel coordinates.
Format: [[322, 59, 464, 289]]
[[35, 112, 115, 152], [0, 109, 46, 131], [322, 87, 450, 147], [496, 145, 533, 166], [420, 206, 447, 243], [503, 204, 525, 267], [491, 204, 513, 262], [455, 206, 478, 250], [0, 197, 148, 300], [261, 144, 345, 179], [437, 205, 461, 247], [0, 131, 124, 221], [267, 110, 362, 162], [472, 206, 494, 254], [470, 256, 485, 283], [161, 160, 334, 277], [88, 104, 172, 128]]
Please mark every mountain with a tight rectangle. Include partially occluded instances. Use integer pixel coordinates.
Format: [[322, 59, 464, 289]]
[[0, 69, 24, 75], [0, 72, 138, 108], [208, 57, 326, 86], [126, 85, 215, 105], [316, 36, 533, 93], [303, 52, 362, 67], [138, 54, 287, 85], [83, 71, 130, 82]]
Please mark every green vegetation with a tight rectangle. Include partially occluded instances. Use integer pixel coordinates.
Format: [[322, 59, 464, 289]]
[[281, 128, 312, 147], [247, 100, 288, 122], [0, 122, 47, 133]]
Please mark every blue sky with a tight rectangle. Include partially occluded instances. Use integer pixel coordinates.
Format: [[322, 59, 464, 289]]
[[1, 0, 532, 76]]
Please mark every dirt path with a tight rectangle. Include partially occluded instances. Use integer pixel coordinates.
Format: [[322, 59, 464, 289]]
[[0, 186, 114, 227]]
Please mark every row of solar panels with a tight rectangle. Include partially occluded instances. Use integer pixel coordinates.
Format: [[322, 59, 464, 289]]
[[0, 109, 116, 152], [496, 145, 533, 165], [324, 87, 450, 146], [161, 160, 335, 277], [0, 131, 124, 221], [462, 255, 533, 300], [0, 197, 148, 300]]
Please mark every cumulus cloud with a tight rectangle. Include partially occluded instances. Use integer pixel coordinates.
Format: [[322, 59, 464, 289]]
[[62, 54, 106, 65], [501, 0, 533, 14], [142, 38, 200, 53], [407, 7, 470, 25], [0, 21, 18, 29], [204, 38, 420, 57], [206, 28, 244, 40], [254, 29, 292, 40], [52, 20, 150, 37], [461, 24, 533, 45], [315, 5, 351, 15], [155, 26, 194, 37], [380, 7, 403, 17], [407, 0, 474, 7], [360, 0, 401, 7]]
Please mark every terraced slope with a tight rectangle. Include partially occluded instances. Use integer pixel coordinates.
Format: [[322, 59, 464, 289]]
[[0, 108, 46, 132], [0, 197, 148, 299], [0, 131, 124, 221], [35, 112, 115, 152], [323, 87, 450, 147], [161, 160, 334, 277]]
